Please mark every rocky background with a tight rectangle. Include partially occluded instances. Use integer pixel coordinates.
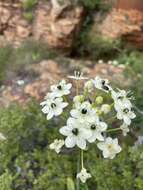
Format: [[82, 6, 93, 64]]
[[0, 0, 143, 49], [0, 0, 143, 107]]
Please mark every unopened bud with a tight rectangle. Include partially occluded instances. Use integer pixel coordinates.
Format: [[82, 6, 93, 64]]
[[96, 96, 103, 104]]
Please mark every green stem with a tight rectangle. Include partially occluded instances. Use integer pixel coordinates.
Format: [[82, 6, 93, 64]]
[[106, 128, 121, 133], [81, 150, 84, 169], [76, 150, 80, 190]]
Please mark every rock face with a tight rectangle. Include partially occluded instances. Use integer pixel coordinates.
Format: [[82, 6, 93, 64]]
[[94, 8, 143, 49], [0, 0, 84, 50], [33, 1, 84, 50]]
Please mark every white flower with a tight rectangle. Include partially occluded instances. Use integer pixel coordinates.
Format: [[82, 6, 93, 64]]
[[112, 89, 132, 109], [87, 118, 107, 142], [120, 123, 130, 136], [0, 133, 6, 141], [77, 168, 91, 183], [70, 101, 97, 123], [116, 105, 136, 125], [40, 97, 68, 120], [68, 71, 88, 80], [97, 137, 122, 159], [84, 80, 94, 92], [101, 104, 111, 114], [51, 80, 72, 97], [49, 139, 64, 153], [60, 117, 92, 150], [93, 76, 112, 92]]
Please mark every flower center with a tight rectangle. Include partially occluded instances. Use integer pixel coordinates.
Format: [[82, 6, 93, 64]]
[[107, 144, 114, 151], [118, 96, 123, 100], [91, 124, 96, 130], [57, 85, 62, 90], [101, 80, 109, 91], [81, 109, 87, 114], [51, 103, 56, 108], [72, 128, 79, 136], [123, 108, 129, 114]]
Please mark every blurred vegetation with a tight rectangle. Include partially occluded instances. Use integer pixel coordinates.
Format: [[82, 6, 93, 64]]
[[0, 101, 143, 190], [22, 0, 38, 22], [0, 40, 57, 84], [118, 51, 143, 132]]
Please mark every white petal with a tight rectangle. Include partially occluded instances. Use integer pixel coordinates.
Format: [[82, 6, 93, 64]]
[[41, 106, 49, 114], [65, 136, 76, 148], [70, 109, 79, 118], [46, 111, 54, 120], [59, 126, 71, 136], [76, 138, 86, 150], [97, 142, 105, 150], [54, 108, 63, 116], [95, 132, 104, 141], [124, 116, 131, 125]]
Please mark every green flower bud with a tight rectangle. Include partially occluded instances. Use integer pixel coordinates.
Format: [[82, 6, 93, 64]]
[[96, 96, 103, 104], [73, 95, 84, 103]]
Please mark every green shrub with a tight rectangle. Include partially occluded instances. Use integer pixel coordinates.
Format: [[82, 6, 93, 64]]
[[23, 12, 34, 22], [0, 45, 13, 83], [0, 40, 57, 83], [0, 170, 13, 190], [22, 0, 38, 11], [118, 51, 143, 132], [78, 0, 113, 11], [0, 101, 143, 189]]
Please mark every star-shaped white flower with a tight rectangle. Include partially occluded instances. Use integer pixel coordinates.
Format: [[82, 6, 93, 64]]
[[40, 96, 68, 120], [59, 117, 92, 150], [112, 89, 132, 109], [49, 139, 64, 153], [77, 168, 91, 183], [87, 118, 107, 143], [51, 80, 72, 97], [120, 123, 130, 136], [92, 76, 112, 92], [115, 104, 136, 125], [97, 137, 122, 159], [70, 101, 97, 123]]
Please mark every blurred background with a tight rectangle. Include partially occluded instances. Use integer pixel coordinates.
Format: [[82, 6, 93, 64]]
[[0, 0, 143, 189]]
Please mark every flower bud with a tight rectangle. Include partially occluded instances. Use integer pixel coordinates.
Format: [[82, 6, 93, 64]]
[[96, 96, 103, 104], [101, 104, 111, 114], [73, 95, 84, 103], [84, 80, 94, 92]]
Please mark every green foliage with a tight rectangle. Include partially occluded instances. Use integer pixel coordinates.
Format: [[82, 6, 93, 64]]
[[73, 28, 122, 60], [22, 0, 37, 23], [0, 102, 143, 189], [78, 0, 113, 11], [0, 45, 13, 83], [22, 0, 38, 11], [118, 51, 143, 131], [0, 40, 57, 83], [67, 177, 75, 190], [23, 12, 34, 22], [0, 170, 13, 190]]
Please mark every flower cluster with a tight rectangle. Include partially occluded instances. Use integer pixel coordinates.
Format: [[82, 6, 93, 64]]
[[40, 74, 136, 183]]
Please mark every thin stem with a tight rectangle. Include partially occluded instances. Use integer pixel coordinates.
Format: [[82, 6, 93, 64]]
[[81, 150, 84, 169], [76, 150, 80, 190], [106, 128, 121, 133]]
